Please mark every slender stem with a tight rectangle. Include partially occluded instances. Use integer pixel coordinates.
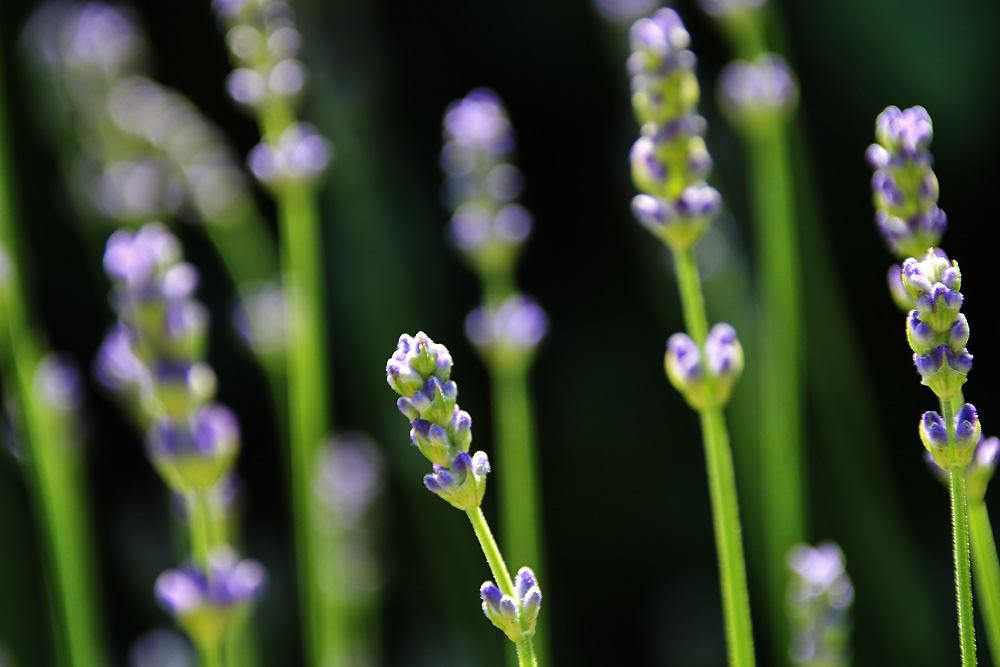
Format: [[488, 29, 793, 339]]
[[259, 104, 333, 667], [490, 361, 548, 658], [185, 489, 225, 667], [942, 397, 977, 666], [466, 507, 539, 667], [0, 26, 103, 667], [746, 123, 805, 657], [672, 247, 709, 345], [672, 245, 755, 666], [699, 406, 757, 667], [968, 498, 1000, 664]]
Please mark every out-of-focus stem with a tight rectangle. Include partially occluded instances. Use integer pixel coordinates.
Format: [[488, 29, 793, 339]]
[[258, 103, 334, 667], [968, 498, 1000, 664], [0, 27, 103, 667], [746, 122, 805, 657]]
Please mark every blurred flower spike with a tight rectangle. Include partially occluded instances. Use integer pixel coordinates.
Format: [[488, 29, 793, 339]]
[[787, 542, 853, 667], [155, 548, 266, 651], [665, 323, 744, 409], [718, 54, 799, 132]]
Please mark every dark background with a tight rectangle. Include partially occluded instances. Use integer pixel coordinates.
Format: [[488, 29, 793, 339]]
[[1, 0, 999, 665]]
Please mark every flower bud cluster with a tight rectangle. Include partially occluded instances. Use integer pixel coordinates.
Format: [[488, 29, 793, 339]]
[[867, 106, 946, 262], [386, 333, 490, 510], [24, 4, 257, 227], [214, 0, 307, 113], [464, 294, 548, 369], [786, 543, 853, 667], [442, 89, 533, 279], [920, 404, 982, 471], [926, 435, 1000, 502], [480, 567, 542, 643], [100, 223, 238, 492], [665, 323, 745, 409], [154, 548, 266, 650], [900, 250, 972, 401], [628, 9, 721, 250], [718, 54, 798, 131]]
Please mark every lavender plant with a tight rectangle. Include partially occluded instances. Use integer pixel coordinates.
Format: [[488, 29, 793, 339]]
[[386, 332, 542, 667], [100, 223, 266, 666], [212, 2, 336, 664], [0, 20, 104, 667], [628, 9, 753, 665], [786, 543, 853, 667], [868, 105, 1000, 666], [441, 88, 550, 664], [718, 51, 804, 657]]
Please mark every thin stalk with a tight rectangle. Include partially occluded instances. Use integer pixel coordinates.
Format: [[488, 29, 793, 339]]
[[968, 498, 1000, 664], [672, 246, 756, 667], [943, 397, 977, 666], [0, 27, 103, 667], [185, 489, 225, 667], [259, 105, 333, 667], [747, 123, 805, 656], [466, 507, 539, 667]]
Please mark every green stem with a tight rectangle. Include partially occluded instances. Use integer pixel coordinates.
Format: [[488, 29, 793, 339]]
[[968, 498, 1000, 664], [0, 25, 103, 667], [490, 360, 548, 664], [466, 507, 539, 667], [672, 246, 755, 666], [185, 489, 224, 667], [746, 123, 805, 656], [259, 105, 333, 667], [943, 397, 977, 666], [699, 406, 757, 667]]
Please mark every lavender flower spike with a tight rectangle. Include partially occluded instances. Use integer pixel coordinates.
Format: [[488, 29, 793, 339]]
[[868, 106, 946, 261], [786, 542, 853, 667], [465, 293, 548, 368], [718, 54, 799, 130], [386, 333, 490, 509], [442, 89, 532, 279], [665, 323, 744, 409], [155, 547, 266, 650], [480, 566, 542, 642], [628, 9, 722, 250]]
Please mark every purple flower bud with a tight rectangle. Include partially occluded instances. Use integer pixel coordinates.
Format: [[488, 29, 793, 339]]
[[955, 404, 982, 454], [948, 314, 970, 351], [906, 310, 936, 354], [887, 264, 914, 310], [718, 54, 798, 124], [866, 144, 890, 170], [465, 294, 549, 354], [628, 9, 690, 58], [192, 403, 240, 457], [35, 353, 85, 414], [514, 566, 537, 601], [444, 89, 513, 156], [875, 106, 933, 157], [481, 581, 503, 612], [975, 437, 999, 472], [472, 451, 490, 476], [919, 411, 949, 452], [314, 434, 383, 524], [676, 183, 721, 220], [499, 595, 519, 619], [665, 332, 702, 383], [248, 123, 332, 185], [95, 324, 148, 392], [630, 136, 668, 192], [448, 409, 473, 453]]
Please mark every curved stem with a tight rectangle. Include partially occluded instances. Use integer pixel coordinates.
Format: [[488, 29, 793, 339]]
[[672, 245, 755, 666], [466, 507, 539, 667], [968, 498, 1000, 664], [0, 27, 103, 667], [943, 396, 977, 666]]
